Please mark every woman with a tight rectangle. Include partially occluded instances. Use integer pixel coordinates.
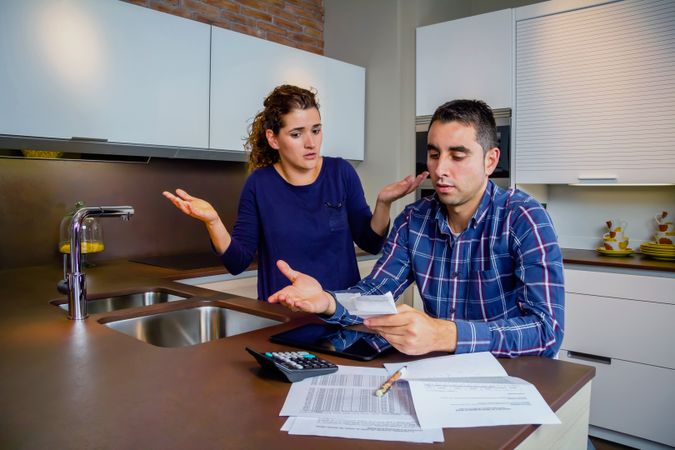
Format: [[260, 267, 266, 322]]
[[164, 84, 427, 300]]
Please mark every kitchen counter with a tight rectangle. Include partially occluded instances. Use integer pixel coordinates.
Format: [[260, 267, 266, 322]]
[[562, 248, 675, 272], [0, 259, 595, 449]]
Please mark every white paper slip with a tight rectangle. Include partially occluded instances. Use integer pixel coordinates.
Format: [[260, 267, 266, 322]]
[[284, 416, 444, 443], [407, 376, 561, 429], [384, 352, 508, 379], [335, 291, 397, 318]]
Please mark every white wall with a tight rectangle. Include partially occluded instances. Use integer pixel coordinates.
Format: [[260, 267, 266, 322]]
[[324, 0, 545, 218], [546, 185, 675, 250]]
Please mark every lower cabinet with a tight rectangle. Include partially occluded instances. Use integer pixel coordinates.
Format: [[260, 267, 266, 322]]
[[562, 267, 675, 448]]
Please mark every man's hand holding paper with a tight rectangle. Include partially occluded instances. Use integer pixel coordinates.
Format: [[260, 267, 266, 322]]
[[364, 305, 458, 355]]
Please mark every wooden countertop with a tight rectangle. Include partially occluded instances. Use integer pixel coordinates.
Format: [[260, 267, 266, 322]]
[[562, 248, 674, 272], [0, 259, 595, 449]]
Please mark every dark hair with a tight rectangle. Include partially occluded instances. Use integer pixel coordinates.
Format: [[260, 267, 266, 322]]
[[245, 84, 320, 172], [428, 99, 497, 153]]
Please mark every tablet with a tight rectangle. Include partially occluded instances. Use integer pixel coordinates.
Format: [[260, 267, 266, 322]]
[[269, 323, 393, 361]]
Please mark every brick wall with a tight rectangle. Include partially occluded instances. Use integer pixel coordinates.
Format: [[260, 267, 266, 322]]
[[124, 0, 324, 54]]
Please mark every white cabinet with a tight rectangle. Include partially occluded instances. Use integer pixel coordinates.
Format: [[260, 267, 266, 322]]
[[416, 9, 513, 116], [0, 0, 210, 148], [210, 27, 366, 160], [514, 0, 675, 185], [562, 267, 675, 447]]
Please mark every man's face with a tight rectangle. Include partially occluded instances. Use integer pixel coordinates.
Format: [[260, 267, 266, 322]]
[[426, 121, 499, 210]]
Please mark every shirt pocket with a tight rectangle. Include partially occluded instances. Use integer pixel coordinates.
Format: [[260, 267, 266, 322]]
[[325, 199, 348, 232], [464, 269, 507, 321]]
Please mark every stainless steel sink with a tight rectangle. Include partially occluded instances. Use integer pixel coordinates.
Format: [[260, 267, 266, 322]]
[[53, 290, 188, 315], [100, 305, 282, 347]]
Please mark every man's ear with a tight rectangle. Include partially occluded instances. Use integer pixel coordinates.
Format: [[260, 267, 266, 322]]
[[266, 129, 279, 150], [484, 147, 500, 176]]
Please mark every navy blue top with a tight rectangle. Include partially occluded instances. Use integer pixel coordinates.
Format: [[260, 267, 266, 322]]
[[219, 157, 385, 300]]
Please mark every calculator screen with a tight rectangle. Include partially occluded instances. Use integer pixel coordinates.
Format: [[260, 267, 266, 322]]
[[269, 323, 392, 361]]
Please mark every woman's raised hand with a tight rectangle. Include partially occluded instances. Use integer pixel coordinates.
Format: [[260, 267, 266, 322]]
[[376, 172, 429, 205], [162, 188, 219, 224]]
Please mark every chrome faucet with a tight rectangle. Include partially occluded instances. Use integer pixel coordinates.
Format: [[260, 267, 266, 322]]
[[64, 205, 134, 320]]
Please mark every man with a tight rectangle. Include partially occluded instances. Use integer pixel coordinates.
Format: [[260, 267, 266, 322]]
[[269, 100, 564, 358]]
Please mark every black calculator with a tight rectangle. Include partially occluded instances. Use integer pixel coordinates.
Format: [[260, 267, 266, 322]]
[[246, 347, 338, 382]]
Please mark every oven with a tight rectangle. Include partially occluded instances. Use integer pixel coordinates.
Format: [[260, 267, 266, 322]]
[[415, 108, 511, 199]]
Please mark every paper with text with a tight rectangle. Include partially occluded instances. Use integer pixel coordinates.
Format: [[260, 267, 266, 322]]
[[408, 376, 561, 429]]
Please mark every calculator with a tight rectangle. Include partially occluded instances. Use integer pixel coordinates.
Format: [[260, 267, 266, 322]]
[[245, 347, 338, 382]]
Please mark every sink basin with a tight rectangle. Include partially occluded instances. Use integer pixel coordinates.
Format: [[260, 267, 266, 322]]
[[100, 305, 282, 347], [52, 290, 188, 315]]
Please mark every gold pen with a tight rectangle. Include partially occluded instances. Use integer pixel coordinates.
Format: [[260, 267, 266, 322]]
[[375, 366, 407, 397]]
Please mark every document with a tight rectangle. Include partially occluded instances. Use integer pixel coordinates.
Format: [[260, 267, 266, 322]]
[[282, 417, 444, 443], [279, 365, 444, 443], [335, 291, 397, 318], [407, 376, 561, 429], [384, 352, 508, 379]]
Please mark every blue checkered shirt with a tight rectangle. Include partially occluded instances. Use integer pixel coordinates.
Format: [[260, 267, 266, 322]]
[[325, 181, 565, 358]]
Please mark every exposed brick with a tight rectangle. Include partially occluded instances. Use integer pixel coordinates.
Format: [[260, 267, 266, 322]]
[[266, 31, 298, 48], [203, 0, 240, 14], [256, 20, 289, 36], [296, 16, 322, 32], [183, 0, 221, 18], [220, 10, 258, 27], [240, 5, 272, 22], [235, 0, 273, 12], [151, 2, 185, 17], [283, 3, 319, 21], [131, 0, 323, 54], [273, 16, 302, 34]]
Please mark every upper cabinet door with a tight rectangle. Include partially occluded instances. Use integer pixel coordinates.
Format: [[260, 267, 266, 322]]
[[0, 0, 210, 148], [514, 0, 675, 185], [416, 9, 513, 116], [210, 27, 365, 160]]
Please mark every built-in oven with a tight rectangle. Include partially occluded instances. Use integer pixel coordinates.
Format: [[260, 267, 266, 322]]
[[415, 108, 511, 199]]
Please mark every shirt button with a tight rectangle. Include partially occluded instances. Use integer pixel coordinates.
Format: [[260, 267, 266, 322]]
[[451, 272, 459, 278]]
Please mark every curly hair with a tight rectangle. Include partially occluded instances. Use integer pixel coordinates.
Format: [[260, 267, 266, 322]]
[[245, 85, 320, 172]]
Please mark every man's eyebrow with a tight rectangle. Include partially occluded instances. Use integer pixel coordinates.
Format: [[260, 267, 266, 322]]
[[448, 146, 471, 153], [427, 143, 439, 151]]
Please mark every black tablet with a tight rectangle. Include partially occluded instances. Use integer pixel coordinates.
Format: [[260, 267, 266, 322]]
[[269, 323, 393, 361]]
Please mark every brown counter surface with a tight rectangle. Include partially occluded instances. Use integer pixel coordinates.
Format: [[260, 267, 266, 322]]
[[0, 260, 594, 449], [563, 248, 675, 272]]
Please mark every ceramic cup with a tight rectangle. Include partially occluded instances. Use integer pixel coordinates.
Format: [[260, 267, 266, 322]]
[[603, 235, 630, 251], [605, 220, 627, 240], [654, 231, 675, 245], [656, 222, 674, 233]]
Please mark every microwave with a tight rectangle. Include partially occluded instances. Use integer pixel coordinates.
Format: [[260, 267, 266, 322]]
[[414, 108, 511, 197]]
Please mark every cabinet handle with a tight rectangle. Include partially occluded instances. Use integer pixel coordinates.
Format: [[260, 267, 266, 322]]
[[71, 136, 108, 142], [567, 350, 611, 365]]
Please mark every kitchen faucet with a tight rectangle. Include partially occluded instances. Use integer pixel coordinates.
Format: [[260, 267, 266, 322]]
[[59, 206, 134, 320]]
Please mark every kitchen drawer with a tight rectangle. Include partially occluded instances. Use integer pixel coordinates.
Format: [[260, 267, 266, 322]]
[[565, 292, 675, 370], [565, 269, 675, 305], [560, 350, 675, 447]]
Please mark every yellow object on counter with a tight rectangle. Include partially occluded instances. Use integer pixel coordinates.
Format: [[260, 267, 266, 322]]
[[59, 241, 105, 254]]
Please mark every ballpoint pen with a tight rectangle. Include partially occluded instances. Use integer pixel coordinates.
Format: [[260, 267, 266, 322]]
[[375, 366, 407, 397]]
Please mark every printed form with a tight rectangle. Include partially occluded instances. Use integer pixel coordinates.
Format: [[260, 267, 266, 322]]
[[279, 365, 444, 443]]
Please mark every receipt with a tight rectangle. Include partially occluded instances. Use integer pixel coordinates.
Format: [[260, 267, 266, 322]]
[[335, 291, 397, 318]]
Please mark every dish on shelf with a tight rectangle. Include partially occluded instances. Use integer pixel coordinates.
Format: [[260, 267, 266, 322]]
[[644, 255, 675, 261], [596, 247, 633, 257], [639, 242, 675, 261]]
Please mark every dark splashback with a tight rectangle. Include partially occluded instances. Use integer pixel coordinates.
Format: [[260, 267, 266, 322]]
[[0, 157, 247, 270]]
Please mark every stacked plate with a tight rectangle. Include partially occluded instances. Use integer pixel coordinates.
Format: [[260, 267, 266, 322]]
[[640, 242, 675, 261]]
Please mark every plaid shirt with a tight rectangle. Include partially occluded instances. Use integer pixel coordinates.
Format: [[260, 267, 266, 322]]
[[325, 181, 565, 358]]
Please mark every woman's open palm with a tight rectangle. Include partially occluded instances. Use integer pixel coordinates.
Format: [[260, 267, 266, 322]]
[[162, 188, 219, 224]]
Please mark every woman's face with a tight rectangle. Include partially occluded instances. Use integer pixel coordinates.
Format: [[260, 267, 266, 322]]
[[266, 107, 322, 172]]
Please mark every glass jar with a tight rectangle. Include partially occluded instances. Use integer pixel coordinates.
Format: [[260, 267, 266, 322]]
[[59, 201, 105, 254]]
